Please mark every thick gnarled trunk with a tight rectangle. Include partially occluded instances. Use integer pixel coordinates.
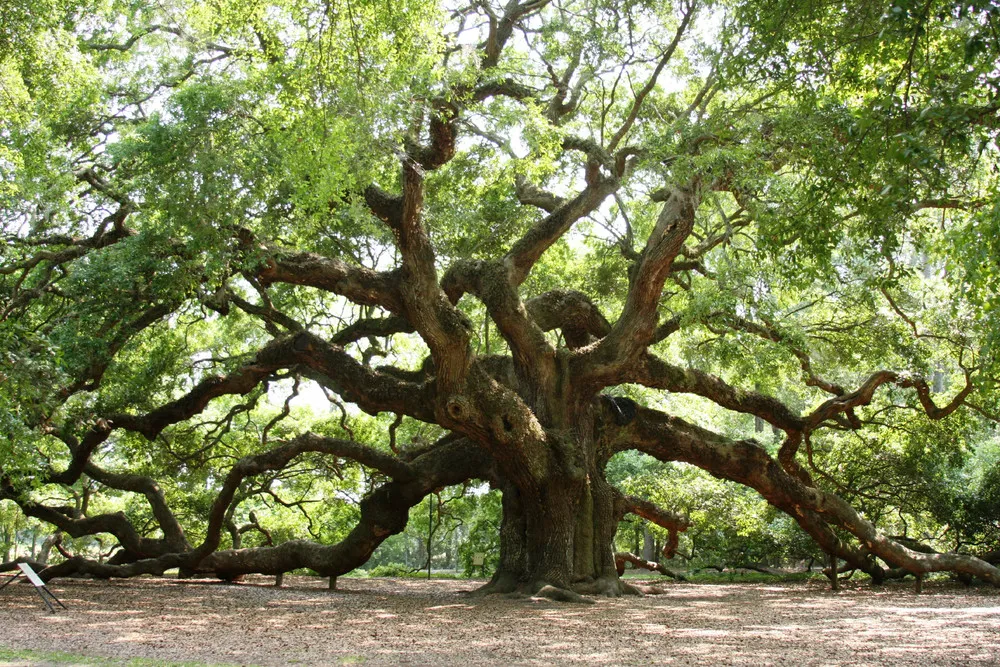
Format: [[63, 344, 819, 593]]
[[486, 476, 622, 597], [482, 399, 625, 598]]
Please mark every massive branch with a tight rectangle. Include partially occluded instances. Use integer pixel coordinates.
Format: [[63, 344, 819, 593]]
[[46, 332, 439, 491], [505, 179, 619, 286], [83, 462, 189, 553], [616, 406, 1000, 584], [630, 353, 806, 432], [585, 182, 699, 380], [39, 436, 491, 582], [442, 260, 556, 382], [615, 493, 689, 559], [189, 432, 418, 562], [526, 289, 612, 350], [255, 251, 405, 314], [806, 369, 975, 429]]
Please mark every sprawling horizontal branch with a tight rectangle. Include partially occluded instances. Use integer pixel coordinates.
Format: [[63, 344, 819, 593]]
[[630, 353, 806, 431], [330, 315, 414, 346], [615, 493, 689, 559], [610, 412, 880, 579], [0, 559, 50, 574], [84, 462, 188, 551], [256, 251, 405, 314], [199, 436, 490, 577], [190, 432, 418, 562], [47, 421, 115, 486], [289, 332, 439, 422], [614, 551, 685, 579], [617, 406, 1000, 585], [806, 369, 974, 428], [108, 338, 303, 441], [36, 553, 190, 581], [32, 435, 490, 583], [617, 494, 689, 534], [514, 176, 566, 213], [45, 332, 438, 492], [1, 214, 134, 319], [227, 293, 303, 333], [0, 483, 173, 561], [45, 340, 281, 484], [81, 23, 233, 55], [0, 223, 133, 277], [471, 78, 537, 102], [68, 437, 485, 583]]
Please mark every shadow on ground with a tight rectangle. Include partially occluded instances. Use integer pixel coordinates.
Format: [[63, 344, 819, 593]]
[[1, 576, 998, 665]]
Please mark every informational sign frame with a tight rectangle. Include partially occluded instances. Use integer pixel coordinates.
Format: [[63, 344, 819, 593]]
[[472, 552, 486, 576], [0, 563, 68, 613]]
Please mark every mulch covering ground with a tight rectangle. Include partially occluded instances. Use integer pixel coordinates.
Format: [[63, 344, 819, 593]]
[[1, 575, 998, 665]]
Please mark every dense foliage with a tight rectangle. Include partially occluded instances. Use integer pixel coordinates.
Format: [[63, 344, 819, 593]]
[[2, 0, 999, 597]]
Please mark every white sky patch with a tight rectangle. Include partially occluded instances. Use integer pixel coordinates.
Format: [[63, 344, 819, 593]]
[[266, 376, 340, 416]]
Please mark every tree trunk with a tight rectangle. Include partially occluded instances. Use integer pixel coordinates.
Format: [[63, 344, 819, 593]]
[[642, 526, 655, 562], [481, 430, 624, 598]]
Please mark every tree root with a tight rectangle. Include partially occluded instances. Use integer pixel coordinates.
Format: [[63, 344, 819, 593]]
[[571, 575, 622, 597], [533, 584, 595, 604], [476, 576, 599, 603], [622, 582, 667, 595], [468, 572, 521, 597]]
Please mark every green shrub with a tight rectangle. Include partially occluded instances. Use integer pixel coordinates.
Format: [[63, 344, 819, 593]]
[[368, 562, 415, 577]]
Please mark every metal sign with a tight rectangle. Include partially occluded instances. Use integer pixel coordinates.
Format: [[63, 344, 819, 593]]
[[18, 563, 46, 587], [0, 563, 68, 613]]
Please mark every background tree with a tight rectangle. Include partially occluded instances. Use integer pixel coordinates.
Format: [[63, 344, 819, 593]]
[[2, 0, 1000, 599]]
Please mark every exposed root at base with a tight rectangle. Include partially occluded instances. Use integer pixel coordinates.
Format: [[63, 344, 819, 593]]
[[468, 573, 520, 597], [532, 584, 595, 604], [472, 574, 657, 603], [572, 576, 624, 598], [624, 582, 667, 595]]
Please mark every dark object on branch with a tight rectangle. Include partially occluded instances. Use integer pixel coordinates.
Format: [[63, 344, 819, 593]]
[[602, 395, 638, 425]]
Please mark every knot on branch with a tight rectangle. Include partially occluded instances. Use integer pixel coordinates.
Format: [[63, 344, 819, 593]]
[[444, 396, 473, 421]]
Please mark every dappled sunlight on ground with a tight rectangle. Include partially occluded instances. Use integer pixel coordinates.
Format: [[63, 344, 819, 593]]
[[1, 576, 998, 665]]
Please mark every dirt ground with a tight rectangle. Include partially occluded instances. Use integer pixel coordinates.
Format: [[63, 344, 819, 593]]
[[1, 575, 998, 666]]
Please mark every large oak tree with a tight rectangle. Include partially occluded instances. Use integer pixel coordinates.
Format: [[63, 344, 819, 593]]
[[2, 0, 1000, 599]]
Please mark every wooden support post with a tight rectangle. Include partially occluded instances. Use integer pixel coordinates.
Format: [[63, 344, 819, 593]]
[[329, 575, 337, 591], [829, 553, 839, 591], [274, 573, 284, 587], [914, 574, 923, 594]]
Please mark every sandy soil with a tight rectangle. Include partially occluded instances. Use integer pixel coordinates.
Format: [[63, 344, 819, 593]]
[[1, 575, 998, 665]]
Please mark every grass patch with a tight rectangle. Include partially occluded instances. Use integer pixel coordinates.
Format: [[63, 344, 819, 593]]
[[620, 569, 825, 584], [684, 570, 820, 584], [0, 647, 250, 667]]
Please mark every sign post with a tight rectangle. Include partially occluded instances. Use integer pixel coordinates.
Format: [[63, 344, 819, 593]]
[[0, 563, 68, 613], [472, 553, 486, 578]]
